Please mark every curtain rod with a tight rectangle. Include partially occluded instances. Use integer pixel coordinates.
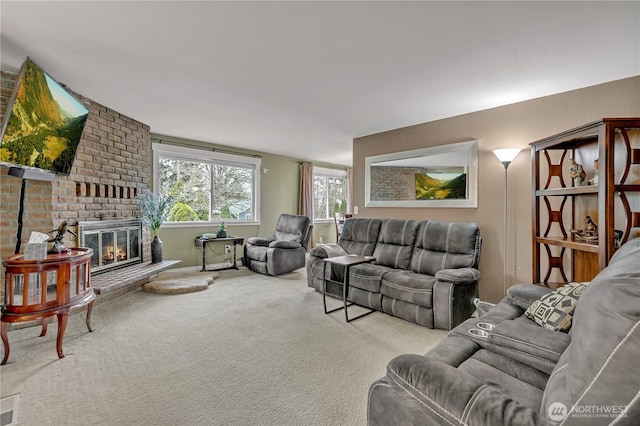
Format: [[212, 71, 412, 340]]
[[153, 138, 262, 159], [298, 161, 349, 171]]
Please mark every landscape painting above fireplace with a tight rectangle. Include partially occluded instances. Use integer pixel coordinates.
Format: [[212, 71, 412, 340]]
[[0, 57, 89, 175]]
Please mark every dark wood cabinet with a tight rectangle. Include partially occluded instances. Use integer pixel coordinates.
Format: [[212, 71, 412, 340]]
[[1, 248, 94, 364], [531, 118, 640, 287]]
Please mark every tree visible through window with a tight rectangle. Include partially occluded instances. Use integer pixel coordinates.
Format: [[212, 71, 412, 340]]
[[153, 143, 260, 223], [313, 167, 348, 220]]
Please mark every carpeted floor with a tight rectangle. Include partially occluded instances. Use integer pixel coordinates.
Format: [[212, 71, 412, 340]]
[[0, 267, 447, 426]]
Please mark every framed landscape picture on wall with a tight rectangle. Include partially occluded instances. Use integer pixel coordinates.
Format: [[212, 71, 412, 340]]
[[415, 167, 467, 200], [365, 140, 478, 208]]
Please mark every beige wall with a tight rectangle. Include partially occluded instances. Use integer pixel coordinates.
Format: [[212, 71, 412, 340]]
[[353, 76, 640, 303], [152, 134, 339, 268]]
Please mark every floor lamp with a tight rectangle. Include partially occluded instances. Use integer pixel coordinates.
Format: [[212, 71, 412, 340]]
[[493, 148, 521, 296]]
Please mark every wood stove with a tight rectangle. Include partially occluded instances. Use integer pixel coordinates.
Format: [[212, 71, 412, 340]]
[[77, 220, 142, 275]]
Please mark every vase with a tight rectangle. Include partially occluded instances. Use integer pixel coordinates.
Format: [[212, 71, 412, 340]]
[[151, 235, 163, 263], [217, 230, 227, 238]]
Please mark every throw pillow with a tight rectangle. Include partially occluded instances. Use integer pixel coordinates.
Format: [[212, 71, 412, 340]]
[[525, 282, 588, 332]]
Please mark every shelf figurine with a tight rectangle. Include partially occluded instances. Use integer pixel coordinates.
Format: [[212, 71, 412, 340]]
[[588, 158, 599, 186], [47, 221, 76, 253], [568, 158, 587, 187], [571, 215, 598, 242]]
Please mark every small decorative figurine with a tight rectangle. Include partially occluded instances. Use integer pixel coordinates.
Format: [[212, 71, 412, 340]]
[[571, 215, 598, 242], [588, 158, 599, 186], [568, 158, 587, 187], [47, 221, 76, 253]]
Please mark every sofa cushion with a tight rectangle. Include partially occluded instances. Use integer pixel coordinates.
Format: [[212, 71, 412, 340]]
[[244, 244, 268, 262], [372, 219, 419, 269], [380, 270, 435, 308], [348, 263, 392, 293], [272, 213, 310, 243], [338, 218, 382, 256], [382, 297, 434, 328], [411, 220, 480, 275], [458, 351, 546, 411], [524, 282, 588, 332], [349, 287, 382, 311]]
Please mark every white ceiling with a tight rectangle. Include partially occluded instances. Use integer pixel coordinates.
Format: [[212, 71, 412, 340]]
[[1, 1, 639, 166]]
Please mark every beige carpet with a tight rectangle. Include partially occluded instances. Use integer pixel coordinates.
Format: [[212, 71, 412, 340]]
[[0, 267, 447, 426]]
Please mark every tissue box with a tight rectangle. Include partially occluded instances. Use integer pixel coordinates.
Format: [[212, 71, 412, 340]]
[[24, 243, 48, 260]]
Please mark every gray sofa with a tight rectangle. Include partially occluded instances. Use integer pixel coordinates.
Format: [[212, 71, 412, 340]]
[[306, 218, 482, 330], [244, 213, 313, 276], [368, 236, 640, 425]]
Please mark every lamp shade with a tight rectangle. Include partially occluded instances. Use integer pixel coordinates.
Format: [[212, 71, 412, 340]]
[[493, 148, 521, 163]]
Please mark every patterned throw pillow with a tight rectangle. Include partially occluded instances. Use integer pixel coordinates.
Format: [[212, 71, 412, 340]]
[[525, 282, 589, 332]]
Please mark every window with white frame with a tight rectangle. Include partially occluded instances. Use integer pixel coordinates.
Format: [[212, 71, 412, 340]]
[[152, 143, 260, 223], [313, 167, 348, 220]]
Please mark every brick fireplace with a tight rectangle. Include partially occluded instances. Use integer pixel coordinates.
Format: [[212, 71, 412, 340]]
[[1, 70, 152, 298]]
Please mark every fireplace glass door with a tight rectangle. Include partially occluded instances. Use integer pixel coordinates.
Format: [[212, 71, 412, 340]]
[[78, 220, 142, 274]]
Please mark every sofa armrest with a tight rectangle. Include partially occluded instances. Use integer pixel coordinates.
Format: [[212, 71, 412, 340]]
[[266, 246, 306, 275], [269, 240, 302, 249], [486, 317, 570, 374], [309, 243, 348, 259], [506, 283, 553, 310], [247, 237, 273, 247], [386, 354, 538, 425], [433, 270, 480, 330], [435, 267, 480, 284]]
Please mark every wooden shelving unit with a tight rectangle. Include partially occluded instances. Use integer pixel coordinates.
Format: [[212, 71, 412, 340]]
[[531, 118, 640, 286]]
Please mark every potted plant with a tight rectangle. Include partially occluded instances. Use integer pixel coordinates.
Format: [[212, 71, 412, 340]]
[[136, 191, 174, 263], [216, 221, 227, 238]]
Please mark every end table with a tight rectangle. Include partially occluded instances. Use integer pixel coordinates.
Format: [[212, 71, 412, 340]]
[[322, 255, 376, 322]]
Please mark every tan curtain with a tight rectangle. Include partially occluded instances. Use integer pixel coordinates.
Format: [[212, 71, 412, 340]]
[[346, 167, 353, 214], [298, 161, 314, 248]]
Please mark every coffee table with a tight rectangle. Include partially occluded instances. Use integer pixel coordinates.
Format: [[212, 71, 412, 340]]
[[322, 255, 376, 322]]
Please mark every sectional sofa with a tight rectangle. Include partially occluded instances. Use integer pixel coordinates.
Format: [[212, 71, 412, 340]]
[[368, 236, 640, 425], [306, 218, 482, 330]]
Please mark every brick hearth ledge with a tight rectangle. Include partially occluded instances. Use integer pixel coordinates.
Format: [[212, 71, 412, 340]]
[[91, 260, 181, 295]]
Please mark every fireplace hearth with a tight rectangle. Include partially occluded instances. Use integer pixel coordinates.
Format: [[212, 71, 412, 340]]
[[78, 220, 143, 275]]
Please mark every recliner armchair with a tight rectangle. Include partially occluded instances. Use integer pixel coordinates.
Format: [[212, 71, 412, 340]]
[[244, 214, 313, 276]]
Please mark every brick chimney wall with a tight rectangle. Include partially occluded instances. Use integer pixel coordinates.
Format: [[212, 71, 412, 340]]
[[1, 70, 152, 291]]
